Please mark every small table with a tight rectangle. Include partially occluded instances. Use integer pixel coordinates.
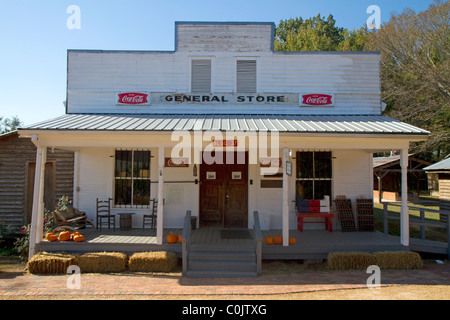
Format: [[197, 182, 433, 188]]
[[117, 213, 135, 230], [296, 212, 334, 232]]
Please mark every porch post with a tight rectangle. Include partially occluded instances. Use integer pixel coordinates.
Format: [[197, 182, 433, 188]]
[[282, 148, 289, 246], [28, 141, 47, 259], [157, 146, 164, 245], [400, 149, 409, 246]]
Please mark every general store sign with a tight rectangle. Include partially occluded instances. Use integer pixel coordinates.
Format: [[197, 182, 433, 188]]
[[155, 93, 297, 105], [116, 92, 150, 105]]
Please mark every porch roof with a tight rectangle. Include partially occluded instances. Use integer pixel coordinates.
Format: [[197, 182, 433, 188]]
[[20, 113, 429, 136]]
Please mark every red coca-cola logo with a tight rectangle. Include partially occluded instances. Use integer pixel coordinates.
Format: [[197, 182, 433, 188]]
[[301, 94, 333, 106], [118, 92, 149, 104]]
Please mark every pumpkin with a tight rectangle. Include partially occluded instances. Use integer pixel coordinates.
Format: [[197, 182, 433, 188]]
[[58, 231, 71, 241], [289, 237, 296, 245], [47, 233, 58, 242], [273, 235, 283, 245], [72, 231, 82, 239], [167, 234, 178, 244], [73, 234, 85, 242], [177, 235, 182, 243], [45, 232, 55, 240], [265, 237, 273, 245]]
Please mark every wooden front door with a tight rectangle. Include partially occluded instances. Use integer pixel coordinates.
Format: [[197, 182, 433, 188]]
[[199, 152, 248, 228]]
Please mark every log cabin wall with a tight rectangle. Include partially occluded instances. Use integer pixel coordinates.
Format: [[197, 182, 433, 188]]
[[0, 131, 74, 231]]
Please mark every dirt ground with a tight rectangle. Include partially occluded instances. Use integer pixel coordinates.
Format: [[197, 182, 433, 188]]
[[1, 256, 449, 300]]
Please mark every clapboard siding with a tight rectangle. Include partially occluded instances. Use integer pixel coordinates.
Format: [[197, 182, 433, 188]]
[[176, 23, 274, 52], [67, 51, 381, 115], [0, 132, 74, 231]]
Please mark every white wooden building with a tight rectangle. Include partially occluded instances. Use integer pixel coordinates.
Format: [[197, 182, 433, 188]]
[[19, 22, 429, 259]]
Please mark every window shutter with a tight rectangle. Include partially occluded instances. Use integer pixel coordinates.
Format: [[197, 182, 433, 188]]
[[191, 59, 211, 92], [237, 60, 256, 93]]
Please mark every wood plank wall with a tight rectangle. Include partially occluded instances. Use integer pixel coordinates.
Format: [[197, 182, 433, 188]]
[[0, 132, 74, 231]]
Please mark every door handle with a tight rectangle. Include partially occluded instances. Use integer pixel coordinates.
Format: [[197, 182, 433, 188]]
[[225, 194, 229, 199]]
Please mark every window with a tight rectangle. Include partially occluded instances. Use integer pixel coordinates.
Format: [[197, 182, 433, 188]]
[[114, 150, 151, 208], [296, 151, 332, 200], [191, 59, 211, 92], [236, 60, 256, 93]]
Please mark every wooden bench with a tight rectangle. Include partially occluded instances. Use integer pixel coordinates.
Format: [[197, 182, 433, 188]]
[[296, 212, 334, 232], [296, 196, 333, 232]]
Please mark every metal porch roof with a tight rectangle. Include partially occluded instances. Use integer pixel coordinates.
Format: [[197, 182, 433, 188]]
[[20, 113, 430, 135]]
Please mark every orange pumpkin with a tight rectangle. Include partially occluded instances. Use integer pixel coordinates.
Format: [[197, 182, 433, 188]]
[[45, 232, 55, 240], [73, 234, 85, 242], [177, 235, 182, 243], [47, 234, 58, 242], [167, 234, 178, 244], [58, 231, 71, 241], [273, 235, 283, 245], [289, 237, 296, 245], [72, 231, 82, 239], [265, 237, 273, 245]]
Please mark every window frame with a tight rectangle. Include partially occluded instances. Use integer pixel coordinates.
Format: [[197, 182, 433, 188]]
[[114, 149, 151, 209], [295, 151, 332, 200], [236, 59, 257, 93], [190, 58, 212, 93]]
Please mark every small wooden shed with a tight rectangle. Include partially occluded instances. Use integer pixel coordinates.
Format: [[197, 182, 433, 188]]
[[424, 156, 450, 222], [0, 131, 74, 231]]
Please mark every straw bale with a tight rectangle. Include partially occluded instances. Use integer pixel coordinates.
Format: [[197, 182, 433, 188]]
[[77, 252, 127, 273], [128, 251, 178, 272], [27, 252, 78, 274], [327, 251, 376, 270], [374, 251, 423, 270]]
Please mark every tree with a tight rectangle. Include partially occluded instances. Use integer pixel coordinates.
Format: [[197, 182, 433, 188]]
[[365, 1, 450, 160], [274, 14, 368, 51], [0, 116, 22, 134]]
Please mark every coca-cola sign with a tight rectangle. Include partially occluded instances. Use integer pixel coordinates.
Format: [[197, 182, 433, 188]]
[[116, 92, 150, 105], [300, 93, 334, 106]]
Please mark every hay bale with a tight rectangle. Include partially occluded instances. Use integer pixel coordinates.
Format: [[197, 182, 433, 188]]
[[77, 252, 127, 273], [27, 252, 78, 274], [327, 251, 376, 270], [128, 251, 178, 272], [374, 251, 423, 270]]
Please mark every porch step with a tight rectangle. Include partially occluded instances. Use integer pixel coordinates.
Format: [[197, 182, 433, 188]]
[[186, 244, 257, 278]]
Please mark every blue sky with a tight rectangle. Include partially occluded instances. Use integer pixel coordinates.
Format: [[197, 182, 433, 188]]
[[0, 0, 435, 126]]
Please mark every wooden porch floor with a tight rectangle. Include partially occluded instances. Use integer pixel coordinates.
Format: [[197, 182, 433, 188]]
[[36, 227, 411, 259]]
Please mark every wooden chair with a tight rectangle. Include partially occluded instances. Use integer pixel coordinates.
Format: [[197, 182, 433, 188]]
[[52, 207, 95, 233], [143, 198, 157, 229], [96, 198, 115, 231]]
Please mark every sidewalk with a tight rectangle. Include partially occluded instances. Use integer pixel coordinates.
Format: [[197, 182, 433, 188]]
[[1, 262, 449, 298]]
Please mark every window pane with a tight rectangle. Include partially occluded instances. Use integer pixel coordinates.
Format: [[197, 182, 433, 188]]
[[133, 180, 150, 206], [296, 151, 313, 178], [296, 180, 313, 199], [315, 151, 332, 178], [115, 150, 132, 177], [314, 180, 331, 200], [133, 151, 150, 178], [115, 179, 131, 205]]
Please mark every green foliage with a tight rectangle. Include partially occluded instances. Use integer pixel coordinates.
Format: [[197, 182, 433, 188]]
[[274, 14, 368, 52], [0, 116, 22, 134]]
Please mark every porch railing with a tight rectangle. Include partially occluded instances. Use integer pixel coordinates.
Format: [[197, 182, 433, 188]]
[[382, 202, 450, 258], [182, 210, 192, 275], [253, 211, 263, 274]]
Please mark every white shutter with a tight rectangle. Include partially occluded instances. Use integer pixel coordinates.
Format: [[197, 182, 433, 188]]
[[237, 60, 256, 93], [191, 59, 211, 92]]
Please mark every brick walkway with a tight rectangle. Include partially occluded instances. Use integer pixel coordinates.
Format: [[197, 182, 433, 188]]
[[1, 263, 449, 298]]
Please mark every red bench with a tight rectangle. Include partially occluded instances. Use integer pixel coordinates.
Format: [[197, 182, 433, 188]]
[[296, 212, 334, 232]]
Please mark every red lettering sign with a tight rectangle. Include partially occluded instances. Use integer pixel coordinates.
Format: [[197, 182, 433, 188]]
[[212, 140, 238, 147], [117, 92, 149, 105], [301, 94, 333, 106]]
